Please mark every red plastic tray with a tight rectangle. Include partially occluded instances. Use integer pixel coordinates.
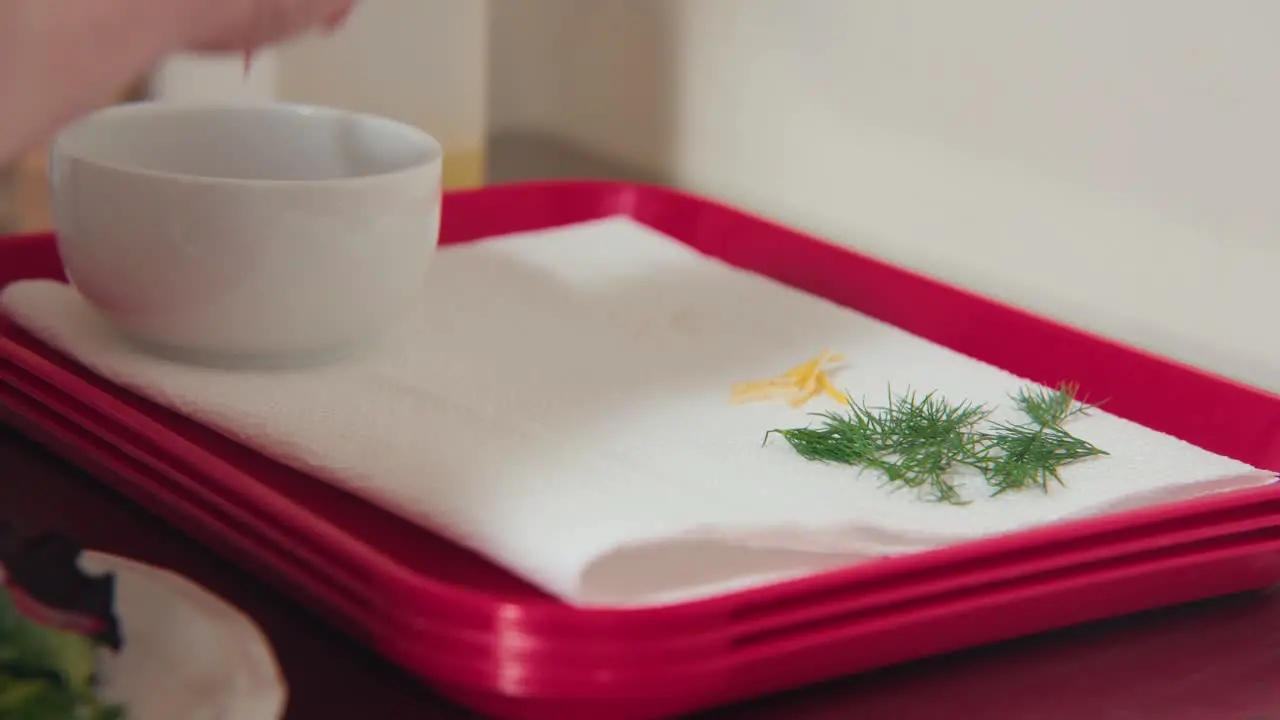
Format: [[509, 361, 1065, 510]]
[[3, 181, 1280, 719], [6, 376, 1280, 720], [7, 353, 1280, 647]]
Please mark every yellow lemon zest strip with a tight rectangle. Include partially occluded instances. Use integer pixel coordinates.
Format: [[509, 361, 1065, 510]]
[[817, 372, 850, 404], [731, 350, 849, 408]]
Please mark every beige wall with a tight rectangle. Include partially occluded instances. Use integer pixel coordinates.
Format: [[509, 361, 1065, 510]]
[[157, 2, 1280, 390], [278, 0, 487, 153], [491, 0, 1280, 391]]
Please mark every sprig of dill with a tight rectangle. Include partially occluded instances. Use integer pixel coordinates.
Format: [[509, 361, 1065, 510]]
[[766, 388, 990, 504], [968, 383, 1108, 495], [765, 382, 1108, 504], [1011, 383, 1099, 427]]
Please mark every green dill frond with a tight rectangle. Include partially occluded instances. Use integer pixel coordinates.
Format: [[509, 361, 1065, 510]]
[[969, 422, 1108, 495], [1011, 382, 1100, 427], [765, 381, 1110, 504], [767, 387, 988, 504]]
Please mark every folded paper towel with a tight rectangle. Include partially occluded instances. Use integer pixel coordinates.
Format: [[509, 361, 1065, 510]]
[[2, 217, 1272, 606]]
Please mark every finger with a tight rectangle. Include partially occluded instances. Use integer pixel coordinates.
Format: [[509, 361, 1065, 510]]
[[245, 0, 327, 47], [190, 0, 354, 52], [322, 1, 355, 32]]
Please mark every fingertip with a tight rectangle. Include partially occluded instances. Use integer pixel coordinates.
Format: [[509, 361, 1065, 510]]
[[322, 2, 355, 32]]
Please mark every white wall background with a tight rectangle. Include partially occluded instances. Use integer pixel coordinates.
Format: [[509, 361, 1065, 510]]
[[280, 0, 487, 151], [168, 2, 1278, 390], [152, 53, 280, 104], [151, 0, 488, 154], [492, 0, 1280, 391]]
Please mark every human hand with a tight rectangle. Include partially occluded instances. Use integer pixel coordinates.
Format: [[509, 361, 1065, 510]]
[[0, 0, 356, 163], [179, 0, 356, 53]]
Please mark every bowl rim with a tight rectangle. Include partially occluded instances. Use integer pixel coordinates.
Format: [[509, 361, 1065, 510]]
[[51, 100, 443, 189]]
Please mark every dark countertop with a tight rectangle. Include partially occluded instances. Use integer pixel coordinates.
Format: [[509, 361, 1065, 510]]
[[5, 134, 1280, 719]]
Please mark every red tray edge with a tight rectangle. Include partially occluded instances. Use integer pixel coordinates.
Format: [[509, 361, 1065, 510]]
[[3, 388, 1277, 714], [1, 180, 1278, 619], [5, 180, 1280, 718], [8, 356, 1280, 647]]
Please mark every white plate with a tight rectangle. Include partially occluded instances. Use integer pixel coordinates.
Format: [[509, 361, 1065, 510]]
[[81, 552, 287, 720]]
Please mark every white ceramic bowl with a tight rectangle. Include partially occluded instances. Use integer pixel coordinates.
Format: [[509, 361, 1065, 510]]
[[50, 102, 442, 365]]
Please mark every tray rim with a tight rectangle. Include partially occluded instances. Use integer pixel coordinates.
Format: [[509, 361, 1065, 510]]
[[3, 385, 1278, 695], [1, 179, 1278, 620], [6, 357, 1280, 654], [9, 178, 1279, 458]]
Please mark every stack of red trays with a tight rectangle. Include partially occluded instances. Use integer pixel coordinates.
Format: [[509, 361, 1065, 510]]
[[3, 182, 1280, 720]]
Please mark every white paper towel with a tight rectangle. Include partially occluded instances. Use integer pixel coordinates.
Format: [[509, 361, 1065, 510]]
[[2, 218, 1272, 607]]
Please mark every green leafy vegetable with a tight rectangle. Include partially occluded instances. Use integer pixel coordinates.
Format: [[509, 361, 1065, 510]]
[[0, 524, 125, 719], [968, 383, 1108, 495], [766, 382, 1108, 504], [766, 388, 990, 504]]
